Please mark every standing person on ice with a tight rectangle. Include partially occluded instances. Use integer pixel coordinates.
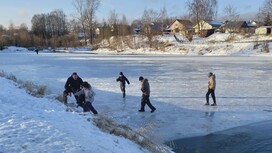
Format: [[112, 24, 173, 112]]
[[116, 72, 130, 98], [138, 76, 156, 113], [74, 81, 98, 114], [63, 72, 83, 105], [205, 72, 217, 106]]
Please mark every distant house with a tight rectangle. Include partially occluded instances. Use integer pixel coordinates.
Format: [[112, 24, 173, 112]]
[[246, 20, 258, 28], [150, 22, 165, 33], [131, 20, 143, 34], [134, 22, 168, 35], [255, 26, 272, 35], [169, 19, 193, 35], [95, 28, 100, 35], [77, 32, 85, 39], [163, 26, 171, 34], [221, 21, 257, 33], [194, 20, 224, 33], [133, 27, 141, 34]]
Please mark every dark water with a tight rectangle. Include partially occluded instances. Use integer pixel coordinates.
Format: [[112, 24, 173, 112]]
[[166, 120, 272, 153]]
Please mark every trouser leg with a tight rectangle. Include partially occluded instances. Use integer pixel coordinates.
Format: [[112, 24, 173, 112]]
[[76, 93, 85, 108], [88, 103, 98, 114], [121, 86, 126, 98], [145, 95, 155, 110], [211, 90, 216, 104], [140, 95, 147, 111], [206, 89, 212, 104], [63, 91, 68, 105]]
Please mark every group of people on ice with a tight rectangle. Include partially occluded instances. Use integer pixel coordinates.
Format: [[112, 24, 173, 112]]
[[62, 71, 216, 114]]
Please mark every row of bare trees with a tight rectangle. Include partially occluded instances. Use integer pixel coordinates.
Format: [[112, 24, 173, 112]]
[[1, 0, 272, 50]]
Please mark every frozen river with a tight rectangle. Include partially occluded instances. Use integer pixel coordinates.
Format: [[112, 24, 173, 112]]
[[1, 52, 272, 147]]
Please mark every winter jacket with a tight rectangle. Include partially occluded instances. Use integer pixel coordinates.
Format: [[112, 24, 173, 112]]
[[64, 76, 83, 93], [74, 87, 95, 103], [116, 75, 130, 87], [208, 74, 216, 90], [141, 78, 150, 95]]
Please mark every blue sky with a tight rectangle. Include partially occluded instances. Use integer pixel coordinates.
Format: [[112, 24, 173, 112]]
[[0, 0, 265, 28]]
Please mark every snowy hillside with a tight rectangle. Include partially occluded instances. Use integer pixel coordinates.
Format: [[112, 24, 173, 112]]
[[94, 33, 272, 56], [0, 77, 158, 153]]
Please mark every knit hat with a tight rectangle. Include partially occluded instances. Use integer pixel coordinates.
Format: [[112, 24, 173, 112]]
[[139, 76, 144, 81]]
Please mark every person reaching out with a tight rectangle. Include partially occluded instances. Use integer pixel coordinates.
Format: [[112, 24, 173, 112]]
[[63, 72, 83, 105]]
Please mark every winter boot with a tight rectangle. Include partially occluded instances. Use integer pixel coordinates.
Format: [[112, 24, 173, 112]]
[[151, 108, 156, 113], [123, 93, 126, 98]]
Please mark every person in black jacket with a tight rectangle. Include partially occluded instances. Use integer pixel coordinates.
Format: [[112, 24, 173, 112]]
[[63, 72, 83, 105], [116, 72, 130, 98]]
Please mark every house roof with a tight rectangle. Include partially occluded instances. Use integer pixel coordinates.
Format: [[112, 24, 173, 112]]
[[206, 20, 224, 28], [224, 21, 248, 28], [171, 19, 193, 28], [246, 21, 258, 27]]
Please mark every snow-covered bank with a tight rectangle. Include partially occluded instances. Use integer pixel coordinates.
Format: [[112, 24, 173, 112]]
[[0, 77, 154, 153], [3, 33, 272, 57], [91, 33, 272, 56]]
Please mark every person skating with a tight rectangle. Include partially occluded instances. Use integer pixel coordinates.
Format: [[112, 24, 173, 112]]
[[74, 81, 98, 114], [138, 76, 156, 113], [205, 72, 216, 106], [116, 72, 130, 98], [63, 72, 83, 105]]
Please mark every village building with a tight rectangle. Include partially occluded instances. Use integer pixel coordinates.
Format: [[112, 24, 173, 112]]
[[255, 26, 272, 35], [221, 21, 257, 33], [193, 20, 224, 33], [169, 19, 194, 36]]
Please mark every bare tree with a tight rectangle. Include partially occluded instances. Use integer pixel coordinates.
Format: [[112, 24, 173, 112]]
[[72, 0, 100, 45], [31, 14, 47, 39], [16, 23, 32, 47], [159, 6, 168, 32], [257, 0, 272, 25], [84, 0, 101, 45], [31, 10, 68, 47], [108, 10, 119, 36], [187, 0, 218, 33], [47, 9, 68, 37], [72, 0, 88, 45], [68, 19, 81, 33], [141, 8, 160, 48], [121, 15, 129, 36], [223, 4, 240, 21]]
